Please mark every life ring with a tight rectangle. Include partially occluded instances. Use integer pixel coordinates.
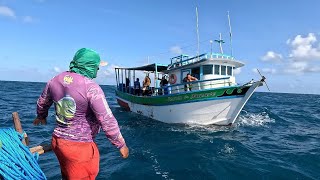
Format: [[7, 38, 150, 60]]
[[169, 74, 177, 84]]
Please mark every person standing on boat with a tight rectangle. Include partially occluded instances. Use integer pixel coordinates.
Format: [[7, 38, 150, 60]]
[[33, 48, 129, 180], [125, 77, 130, 93], [142, 73, 151, 95], [183, 73, 198, 91], [158, 75, 169, 95], [134, 78, 141, 95]]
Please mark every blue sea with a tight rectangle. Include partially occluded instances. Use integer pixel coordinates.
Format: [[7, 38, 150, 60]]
[[0, 80, 319, 180]]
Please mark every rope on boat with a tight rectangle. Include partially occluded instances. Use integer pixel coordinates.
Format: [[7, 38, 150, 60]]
[[0, 128, 46, 180]]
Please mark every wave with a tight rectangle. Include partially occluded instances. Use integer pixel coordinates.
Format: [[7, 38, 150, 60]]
[[236, 110, 275, 127]]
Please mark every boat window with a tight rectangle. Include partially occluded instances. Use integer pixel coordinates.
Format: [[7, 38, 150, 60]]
[[221, 65, 226, 75], [191, 67, 200, 80], [203, 65, 213, 75], [227, 66, 232, 76], [214, 65, 220, 75]]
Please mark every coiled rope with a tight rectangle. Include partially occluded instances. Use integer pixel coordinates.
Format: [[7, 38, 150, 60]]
[[0, 128, 46, 180]]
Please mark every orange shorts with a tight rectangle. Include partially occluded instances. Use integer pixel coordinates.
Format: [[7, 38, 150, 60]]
[[51, 136, 100, 180]]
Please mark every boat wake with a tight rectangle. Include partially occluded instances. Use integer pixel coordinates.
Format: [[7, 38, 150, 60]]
[[169, 110, 274, 133], [236, 110, 275, 127]]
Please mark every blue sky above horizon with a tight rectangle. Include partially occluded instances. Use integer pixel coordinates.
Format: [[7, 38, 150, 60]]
[[1, 0, 320, 94]]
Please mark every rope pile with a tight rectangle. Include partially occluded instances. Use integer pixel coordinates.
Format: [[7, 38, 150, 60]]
[[0, 128, 46, 180]]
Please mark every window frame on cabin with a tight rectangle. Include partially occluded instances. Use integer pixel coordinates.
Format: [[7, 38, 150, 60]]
[[214, 65, 220, 75], [221, 65, 226, 75], [203, 65, 213, 75], [227, 66, 232, 76]]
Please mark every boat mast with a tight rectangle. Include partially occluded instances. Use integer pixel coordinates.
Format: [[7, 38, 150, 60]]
[[214, 33, 225, 54], [227, 11, 233, 57], [196, 6, 200, 61]]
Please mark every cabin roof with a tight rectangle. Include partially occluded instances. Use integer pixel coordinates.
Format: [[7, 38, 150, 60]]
[[115, 63, 168, 72]]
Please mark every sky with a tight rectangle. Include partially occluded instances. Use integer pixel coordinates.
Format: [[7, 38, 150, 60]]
[[1, 0, 320, 94]]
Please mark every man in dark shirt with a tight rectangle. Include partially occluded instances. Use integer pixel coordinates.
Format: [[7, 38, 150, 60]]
[[134, 78, 141, 96], [183, 73, 198, 91]]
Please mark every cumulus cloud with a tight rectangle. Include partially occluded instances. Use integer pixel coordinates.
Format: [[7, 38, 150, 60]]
[[285, 62, 320, 74], [170, 46, 183, 55], [261, 33, 320, 75], [288, 33, 320, 61], [0, 6, 16, 18], [261, 51, 282, 62]]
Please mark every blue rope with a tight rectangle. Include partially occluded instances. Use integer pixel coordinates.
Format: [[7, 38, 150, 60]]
[[0, 128, 47, 180]]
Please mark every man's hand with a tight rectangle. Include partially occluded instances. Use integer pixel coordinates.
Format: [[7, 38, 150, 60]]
[[33, 118, 47, 125], [120, 145, 129, 159]]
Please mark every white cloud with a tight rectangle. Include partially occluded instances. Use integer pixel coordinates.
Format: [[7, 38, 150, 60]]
[[261, 33, 320, 75], [22, 16, 35, 23], [308, 66, 320, 72], [0, 6, 16, 18], [252, 68, 276, 74], [288, 33, 320, 61], [252, 68, 258, 74], [286, 39, 291, 45], [53, 67, 61, 73], [261, 51, 283, 62], [170, 46, 183, 55], [233, 68, 241, 75], [285, 61, 320, 74], [261, 68, 276, 74], [95, 64, 122, 85], [102, 64, 120, 77]]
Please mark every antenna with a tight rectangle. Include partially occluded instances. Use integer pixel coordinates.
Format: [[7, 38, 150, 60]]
[[196, 6, 200, 61], [227, 11, 234, 57], [214, 33, 225, 54]]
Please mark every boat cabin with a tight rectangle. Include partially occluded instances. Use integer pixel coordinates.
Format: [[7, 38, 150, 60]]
[[115, 53, 244, 96]]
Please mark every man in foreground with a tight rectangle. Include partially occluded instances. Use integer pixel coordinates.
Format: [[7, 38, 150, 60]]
[[33, 48, 129, 179]]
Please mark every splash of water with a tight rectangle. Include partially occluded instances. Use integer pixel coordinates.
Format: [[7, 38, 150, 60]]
[[236, 111, 275, 127]]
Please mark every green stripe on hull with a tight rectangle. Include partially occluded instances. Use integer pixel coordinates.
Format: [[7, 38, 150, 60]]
[[116, 86, 249, 106]]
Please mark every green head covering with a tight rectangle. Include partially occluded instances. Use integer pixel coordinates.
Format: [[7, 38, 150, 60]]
[[69, 48, 101, 79]]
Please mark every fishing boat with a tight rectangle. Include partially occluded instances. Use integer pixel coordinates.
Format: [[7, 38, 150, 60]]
[[114, 11, 267, 125], [114, 51, 266, 125]]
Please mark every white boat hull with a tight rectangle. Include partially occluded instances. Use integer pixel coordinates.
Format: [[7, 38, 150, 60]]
[[116, 81, 261, 125], [117, 96, 243, 125]]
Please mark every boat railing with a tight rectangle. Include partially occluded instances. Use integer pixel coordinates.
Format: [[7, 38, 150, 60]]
[[153, 77, 233, 96], [117, 77, 235, 97], [167, 53, 207, 69], [209, 53, 234, 60], [167, 53, 234, 70]]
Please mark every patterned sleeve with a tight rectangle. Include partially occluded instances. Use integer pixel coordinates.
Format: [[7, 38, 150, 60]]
[[87, 83, 126, 149], [37, 80, 53, 119]]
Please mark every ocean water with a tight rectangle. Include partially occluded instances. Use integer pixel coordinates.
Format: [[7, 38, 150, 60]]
[[0, 80, 319, 180]]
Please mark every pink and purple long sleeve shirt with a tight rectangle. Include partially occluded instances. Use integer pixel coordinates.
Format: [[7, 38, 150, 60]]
[[37, 71, 126, 149]]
